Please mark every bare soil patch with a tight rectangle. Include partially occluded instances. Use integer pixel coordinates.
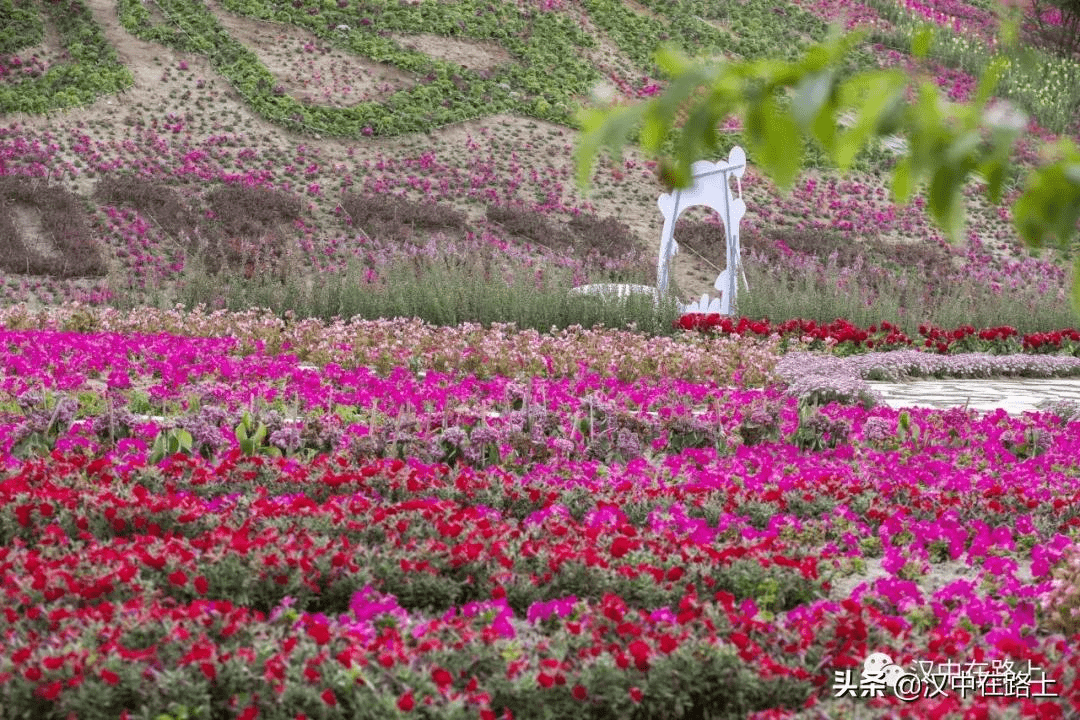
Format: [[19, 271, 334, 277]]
[[207, 0, 416, 106], [391, 33, 514, 72], [8, 204, 57, 262]]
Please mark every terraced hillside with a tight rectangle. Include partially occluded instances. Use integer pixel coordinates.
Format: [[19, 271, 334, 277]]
[[0, 0, 1076, 329]]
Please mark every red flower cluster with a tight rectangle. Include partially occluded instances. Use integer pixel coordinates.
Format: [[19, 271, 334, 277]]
[[678, 315, 1080, 356]]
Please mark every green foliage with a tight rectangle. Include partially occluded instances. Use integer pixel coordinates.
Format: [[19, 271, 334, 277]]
[[9, 393, 78, 459], [148, 427, 195, 465], [167, 252, 680, 336], [896, 410, 921, 447], [115, 0, 597, 136], [0, 0, 132, 114], [788, 401, 850, 452], [0, 0, 45, 55], [235, 411, 280, 457]]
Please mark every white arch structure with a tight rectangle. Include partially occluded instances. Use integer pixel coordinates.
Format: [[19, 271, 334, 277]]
[[570, 146, 749, 316], [658, 146, 748, 315]]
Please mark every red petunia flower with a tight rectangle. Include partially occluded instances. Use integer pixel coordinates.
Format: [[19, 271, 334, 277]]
[[306, 622, 332, 645], [397, 692, 415, 711], [431, 667, 453, 687], [321, 689, 337, 706], [101, 669, 120, 686], [610, 536, 631, 559], [35, 680, 62, 700], [628, 640, 650, 660]]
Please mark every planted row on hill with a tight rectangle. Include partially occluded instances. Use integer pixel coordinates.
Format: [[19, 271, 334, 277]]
[[0, 0, 132, 115], [0, 0, 44, 55], [115, 0, 596, 136], [0, 177, 107, 278]]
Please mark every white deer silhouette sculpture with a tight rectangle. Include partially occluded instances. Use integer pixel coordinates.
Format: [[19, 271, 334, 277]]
[[570, 146, 748, 316]]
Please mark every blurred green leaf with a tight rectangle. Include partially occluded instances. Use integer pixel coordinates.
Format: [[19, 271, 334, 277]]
[[946, 131, 981, 164], [974, 56, 1006, 107], [928, 165, 964, 242], [574, 103, 647, 189], [910, 27, 933, 59], [980, 158, 1006, 205], [655, 44, 689, 76], [835, 75, 904, 169], [746, 96, 801, 190], [892, 156, 915, 205], [792, 70, 834, 131]]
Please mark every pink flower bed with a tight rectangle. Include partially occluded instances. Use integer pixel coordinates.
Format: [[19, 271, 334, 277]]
[[0, 315, 1078, 718]]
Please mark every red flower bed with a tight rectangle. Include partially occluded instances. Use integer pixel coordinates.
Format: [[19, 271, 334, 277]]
[[678, 315, 1080, 355]]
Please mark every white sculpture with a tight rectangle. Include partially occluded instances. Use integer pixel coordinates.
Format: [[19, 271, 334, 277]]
[[656, 146, 748, 315], [570, 146, 748, 316]]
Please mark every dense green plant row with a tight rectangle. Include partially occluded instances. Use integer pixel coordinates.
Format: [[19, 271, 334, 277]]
[[863, 0, 1080, 133], [0, 0, 44, 55], [632, 0, 826, 62], [0, 0, 132, 114], [582, 0, 690, 73], [115, 0, 598, 136], [217, 0, 597, 111]]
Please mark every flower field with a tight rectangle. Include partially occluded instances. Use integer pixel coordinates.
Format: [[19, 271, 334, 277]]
[[0, 306, 1079, 718], [2, 0, 1080, 717]]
